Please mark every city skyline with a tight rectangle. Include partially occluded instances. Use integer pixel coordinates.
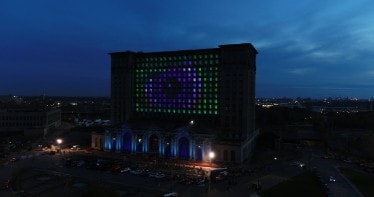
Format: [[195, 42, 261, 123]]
[[1, 1, 374, 98]]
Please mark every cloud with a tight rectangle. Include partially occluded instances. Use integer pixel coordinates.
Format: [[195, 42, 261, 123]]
[[287, 67, 316, 75]]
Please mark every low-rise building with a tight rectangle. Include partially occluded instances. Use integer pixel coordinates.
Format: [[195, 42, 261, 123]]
[[0, 108, 61, 136]]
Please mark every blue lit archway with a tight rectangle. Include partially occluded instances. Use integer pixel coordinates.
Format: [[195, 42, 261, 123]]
[[136, 135, 143, 152], [195, 147, 202, 161], [149, 134, 159, 153], [111, 138, 116, 152], [178, 137, 190, 160], [122, 132, 132, 153]]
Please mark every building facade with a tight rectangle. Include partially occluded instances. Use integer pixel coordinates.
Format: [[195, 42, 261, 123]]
[[0, 108, 61, 136], [106, 43, 258, 162], [91, 131, 105, 150]]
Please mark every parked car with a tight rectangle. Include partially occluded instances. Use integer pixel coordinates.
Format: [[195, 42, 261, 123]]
[[329, 176, 336, 182], [70, 145, 81, 150], [9, 157, 17, 163], [120, 167, 131, 173], [163, 192, 178, 197], [2, 180, 10, 190], [130, 169, 143, 175]]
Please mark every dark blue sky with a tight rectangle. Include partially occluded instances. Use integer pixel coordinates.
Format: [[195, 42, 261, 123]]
[[1, 1, 373, 98]]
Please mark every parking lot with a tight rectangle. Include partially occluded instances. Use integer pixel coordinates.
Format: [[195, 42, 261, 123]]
[[2, 147, 249, 196]]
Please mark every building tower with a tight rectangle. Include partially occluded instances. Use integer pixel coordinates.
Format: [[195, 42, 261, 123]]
[[109, 43, 258, 162]]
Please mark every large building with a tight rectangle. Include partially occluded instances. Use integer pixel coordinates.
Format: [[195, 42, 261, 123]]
[[0, 108, 61, 136], [105, 43, 258, 162]]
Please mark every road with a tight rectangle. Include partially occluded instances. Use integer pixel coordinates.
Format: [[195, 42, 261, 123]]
[[308, 148, 363, 197]]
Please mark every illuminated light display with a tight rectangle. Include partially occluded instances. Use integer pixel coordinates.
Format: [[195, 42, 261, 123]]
[[135, 54, 219, 115]]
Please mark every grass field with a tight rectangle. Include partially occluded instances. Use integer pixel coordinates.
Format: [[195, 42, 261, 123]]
[[260, 171, 327, 197], [339, 167, 374, 197]]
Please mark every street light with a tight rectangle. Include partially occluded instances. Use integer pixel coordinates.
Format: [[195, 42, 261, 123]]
[[208, 151, 215, 194], [56, 138, 63, 153], [209, 151, 215, 164]]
